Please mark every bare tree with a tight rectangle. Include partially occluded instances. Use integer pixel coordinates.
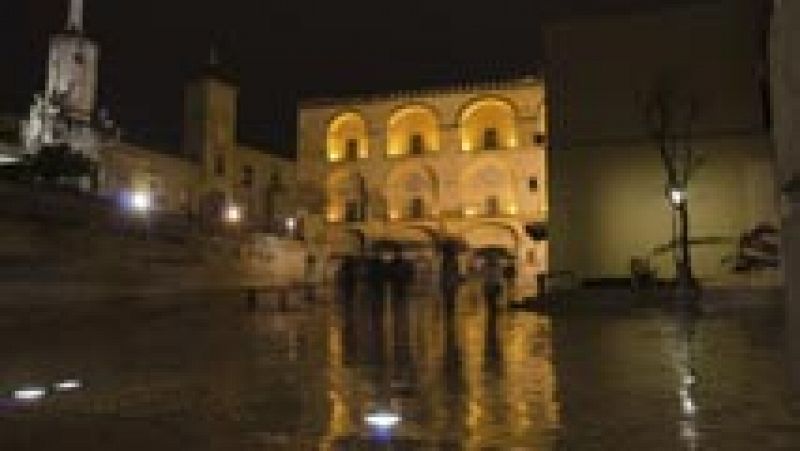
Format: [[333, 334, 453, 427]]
[[644, 80, 704, 303]]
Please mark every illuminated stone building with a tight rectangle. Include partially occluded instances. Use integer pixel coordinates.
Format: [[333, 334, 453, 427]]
[[544, 0, 780, 287], [99, 65, 295, 230], [297, 78, 548, 294], [8, 0, 294, 230], [20, 0, 106, 162]]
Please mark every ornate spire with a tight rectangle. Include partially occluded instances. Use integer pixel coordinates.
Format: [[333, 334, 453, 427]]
[[67, 0, 84, 32]]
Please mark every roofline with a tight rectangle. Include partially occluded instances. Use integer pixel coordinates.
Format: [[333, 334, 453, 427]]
[[298, 74, 544, 109]]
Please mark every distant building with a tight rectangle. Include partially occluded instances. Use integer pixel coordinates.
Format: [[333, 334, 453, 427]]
[[544, 0, 779, 287], [11, 0, 294, 231], [297, 79, 548, 293], [100, 68, 295, 230], [19, 0, 107, 162]]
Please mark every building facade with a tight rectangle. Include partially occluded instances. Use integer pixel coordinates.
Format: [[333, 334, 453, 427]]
[[297, 79, 548, 293], [544, 0, 780, 287], [10, 1, 295, 232], [100, 73, 295, 231], [770, 0, 800, 377], [20, 0, 106, 162]]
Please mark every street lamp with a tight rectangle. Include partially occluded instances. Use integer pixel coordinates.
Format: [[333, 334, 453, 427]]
[[223, 203, 243, 224], [669, 187, 687, 207], [667, 184, 696, 306], [128, 190, 152, 214]]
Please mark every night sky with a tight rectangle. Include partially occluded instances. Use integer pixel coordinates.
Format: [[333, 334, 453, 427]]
[[2, 0, 697, 157]]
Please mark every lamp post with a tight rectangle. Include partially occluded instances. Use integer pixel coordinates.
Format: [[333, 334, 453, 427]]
[[668, 185, 696, 306]]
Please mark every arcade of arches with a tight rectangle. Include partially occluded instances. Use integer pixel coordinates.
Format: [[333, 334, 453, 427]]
[[299, 79, 548, 297]]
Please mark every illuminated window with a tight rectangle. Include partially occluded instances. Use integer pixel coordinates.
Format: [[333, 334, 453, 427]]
[[486, 195, 500, 216], [409, 134, 424, 155], [242, 165, 254, 188], [409, 197, 424, 219], [483, 128, 499, 150], [345, 139, 359, 161], [214, 154, 225, 176], [345, 200, 361, 222]]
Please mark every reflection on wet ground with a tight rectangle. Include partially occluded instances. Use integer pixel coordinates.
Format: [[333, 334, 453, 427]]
[[1, 283, 800, 449]]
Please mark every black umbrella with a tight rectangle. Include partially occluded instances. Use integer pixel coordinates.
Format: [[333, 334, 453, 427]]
[[473, 246, 515, 260]]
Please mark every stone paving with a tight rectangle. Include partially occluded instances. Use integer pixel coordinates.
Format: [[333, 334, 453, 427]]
[[1, 286, 799, 450]]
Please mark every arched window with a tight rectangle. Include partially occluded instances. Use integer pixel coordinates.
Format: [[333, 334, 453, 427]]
[[483, 128, 499, 150], [486, 195, 500, 216], [387, 106, 439, 157], [214, 154, 226, 176], [459, 98, 518, 151], [409, 133, 425, 155], [409, 197, 424, 219], [345, 199, 361, 222], [345, 138, 359, 161], [327, 112, 368, 162]]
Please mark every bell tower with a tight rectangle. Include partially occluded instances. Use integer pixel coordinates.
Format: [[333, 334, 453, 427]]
[[22, 0, 101, 160], [182, 47, 238, 178]]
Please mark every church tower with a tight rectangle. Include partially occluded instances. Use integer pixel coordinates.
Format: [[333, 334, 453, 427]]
[[21, 0, 102, 160], [182, 48, 238, 180]]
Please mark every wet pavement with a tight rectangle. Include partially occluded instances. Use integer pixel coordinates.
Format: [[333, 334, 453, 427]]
[[2, 283, 800, 450]]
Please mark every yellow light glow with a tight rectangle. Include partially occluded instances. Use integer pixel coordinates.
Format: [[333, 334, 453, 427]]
[[507, 136, 518, 148], [224, 204, 243, 224], [327, 210, 341, 223], [327, 151, 342, 162], [463, 140, 473, 152], [389, 210, 400, 221], [464, 206, 477, 217], [506, 204, 519, 215]]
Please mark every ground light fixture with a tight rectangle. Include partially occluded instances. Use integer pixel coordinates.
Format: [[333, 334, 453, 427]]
[[12, 386, 47, 402], [0, 155, 20, 165], [53, 379, 83, 392], [364, 410, 402, 429]]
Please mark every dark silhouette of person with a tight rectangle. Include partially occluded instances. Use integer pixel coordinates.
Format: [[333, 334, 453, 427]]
[[336, 255, 358, 303], [440, 250, 461, 315], [363, 255, 387, 371], [503, 262, 517, 303], [483, 255, 503, 313], [366, 254, 386, 303], [389, 251, 414, 302]]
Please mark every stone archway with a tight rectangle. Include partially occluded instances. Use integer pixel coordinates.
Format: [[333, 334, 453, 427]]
[[385, 162, 440, 220], [459, 158, 516, 217]]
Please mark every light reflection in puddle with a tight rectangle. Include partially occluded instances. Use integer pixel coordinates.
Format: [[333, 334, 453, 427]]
[[53, 379, 83, 392], [12, 386, 47, 402]]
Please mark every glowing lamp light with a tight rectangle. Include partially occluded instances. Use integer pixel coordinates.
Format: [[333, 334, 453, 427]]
[[13, 386, 47, 402], [224, 204, 243, 224], [0, 155, 20, 165], [53, 379, 82, 392], [364, 411, 401, 429], [669, 187, 687, 206], [327, 210, 341, 223], [506, 204, 519, 215], [285, 217, 297, 231], [129, 191, 152, 213], [464, 206, 478, 217], [388, 210, 400, 221]]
